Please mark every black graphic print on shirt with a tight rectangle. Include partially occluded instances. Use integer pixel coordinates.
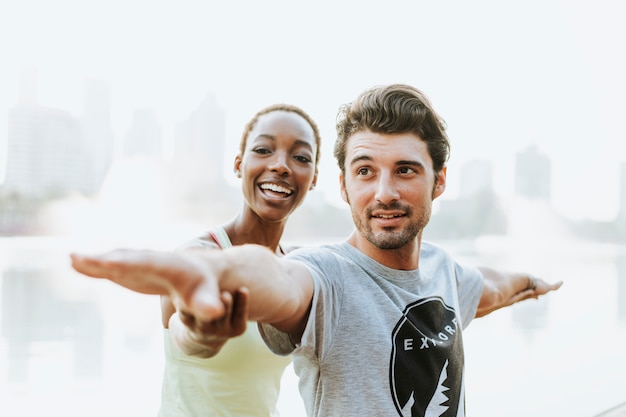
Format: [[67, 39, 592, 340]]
[[389, 297, 465, 417]]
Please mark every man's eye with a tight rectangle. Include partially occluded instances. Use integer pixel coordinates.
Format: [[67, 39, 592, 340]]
[[357, 168, 370, 176], [399, 167, 415, 174], [295, 155, 312, 163]]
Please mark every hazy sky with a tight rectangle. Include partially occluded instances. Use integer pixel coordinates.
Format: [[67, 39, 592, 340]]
[[1, 0, 625, 221]]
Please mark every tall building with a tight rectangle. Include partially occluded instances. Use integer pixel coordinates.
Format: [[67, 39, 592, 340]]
[[169, 92, 226, 199], [3, 105, 92, 198], [80, 79, 115, 193], [123, 109, 162, 158], [514, 144, 551, 201], [2, 69, 93, 198]]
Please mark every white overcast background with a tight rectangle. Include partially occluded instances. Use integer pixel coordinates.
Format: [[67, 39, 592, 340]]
[[1, 0, 625, 221]]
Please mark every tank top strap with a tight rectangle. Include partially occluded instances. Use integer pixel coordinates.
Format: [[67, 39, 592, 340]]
[[208, 227, 233, 249]]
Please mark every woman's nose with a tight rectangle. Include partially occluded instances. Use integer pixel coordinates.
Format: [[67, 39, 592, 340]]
[[267, 153, 292, 176]]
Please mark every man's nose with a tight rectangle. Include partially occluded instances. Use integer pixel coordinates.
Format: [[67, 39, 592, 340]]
[[374, 172, 400, 204]]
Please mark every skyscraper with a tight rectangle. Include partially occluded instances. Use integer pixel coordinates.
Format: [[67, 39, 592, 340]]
[[169, 92, 226, 199], [123, 109, 163, 158], [2, 69, 92, 198], [515, 144, 551, 201], [81, 79, 115, 193]]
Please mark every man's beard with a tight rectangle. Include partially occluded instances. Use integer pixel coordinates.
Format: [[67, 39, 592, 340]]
[[351, 201, 432, 250]]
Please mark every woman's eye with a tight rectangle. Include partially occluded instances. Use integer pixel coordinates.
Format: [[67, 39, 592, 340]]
[[253, 148, 270, 155], [295, 155, 312, 163]]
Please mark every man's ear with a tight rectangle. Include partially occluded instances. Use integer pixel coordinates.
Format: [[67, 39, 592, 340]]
[[433, 166, 447, 199], [339, 173, 348, 202]]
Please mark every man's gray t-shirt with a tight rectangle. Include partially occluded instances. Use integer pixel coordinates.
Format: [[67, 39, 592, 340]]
[[261, 241, 483, 417]]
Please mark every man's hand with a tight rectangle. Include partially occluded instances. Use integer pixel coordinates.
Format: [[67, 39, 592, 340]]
[[476, 267, 563, 318], [499, 275, 563, 308], [170, 288, 249, 358]]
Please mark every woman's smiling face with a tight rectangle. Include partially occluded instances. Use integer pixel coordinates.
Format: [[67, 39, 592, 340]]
[[235, 110, 318, 223]]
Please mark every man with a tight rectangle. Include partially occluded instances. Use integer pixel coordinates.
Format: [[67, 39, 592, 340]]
[[71, 84, 562, 416]]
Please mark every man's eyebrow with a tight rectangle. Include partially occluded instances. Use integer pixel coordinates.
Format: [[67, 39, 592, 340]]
[[349, 156, 426, 169], [397, 160, 425, 168], [348, 154, 373, 166]]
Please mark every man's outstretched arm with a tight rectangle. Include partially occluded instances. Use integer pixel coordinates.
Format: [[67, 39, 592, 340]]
[[70, 244, 314, 337], [475, 266, 563, 318]]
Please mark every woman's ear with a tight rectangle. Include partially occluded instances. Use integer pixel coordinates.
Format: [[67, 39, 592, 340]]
[[234, 155, 242, 178], [310, 172, 318, 190]]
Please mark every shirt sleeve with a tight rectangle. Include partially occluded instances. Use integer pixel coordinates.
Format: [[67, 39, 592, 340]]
[[257, 322, 296, 355], [454, 262, 484, 328]]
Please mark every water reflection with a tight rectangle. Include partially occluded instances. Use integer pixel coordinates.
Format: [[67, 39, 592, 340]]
[[0, 237, 167, 417], [1, 237, 625, 417], [1, 267, 104, 383]]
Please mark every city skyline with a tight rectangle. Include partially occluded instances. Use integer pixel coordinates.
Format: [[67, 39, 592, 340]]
[[1, 1, 625, 222], [3, 74, 625, 244], [3, 70, 626, 220], [2, 68, 626, 223]]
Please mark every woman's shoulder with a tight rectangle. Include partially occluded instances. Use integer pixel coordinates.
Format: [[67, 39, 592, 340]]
[[177, 231, 222, 251]]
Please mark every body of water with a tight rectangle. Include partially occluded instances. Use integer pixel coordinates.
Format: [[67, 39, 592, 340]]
[[1, 235, 625, 416]]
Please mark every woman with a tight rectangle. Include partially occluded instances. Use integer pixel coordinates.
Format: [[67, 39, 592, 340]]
[[158, 103, 321, 416]]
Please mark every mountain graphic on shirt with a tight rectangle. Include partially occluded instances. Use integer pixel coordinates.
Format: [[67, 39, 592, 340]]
[[390, 297, 465, 417]]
